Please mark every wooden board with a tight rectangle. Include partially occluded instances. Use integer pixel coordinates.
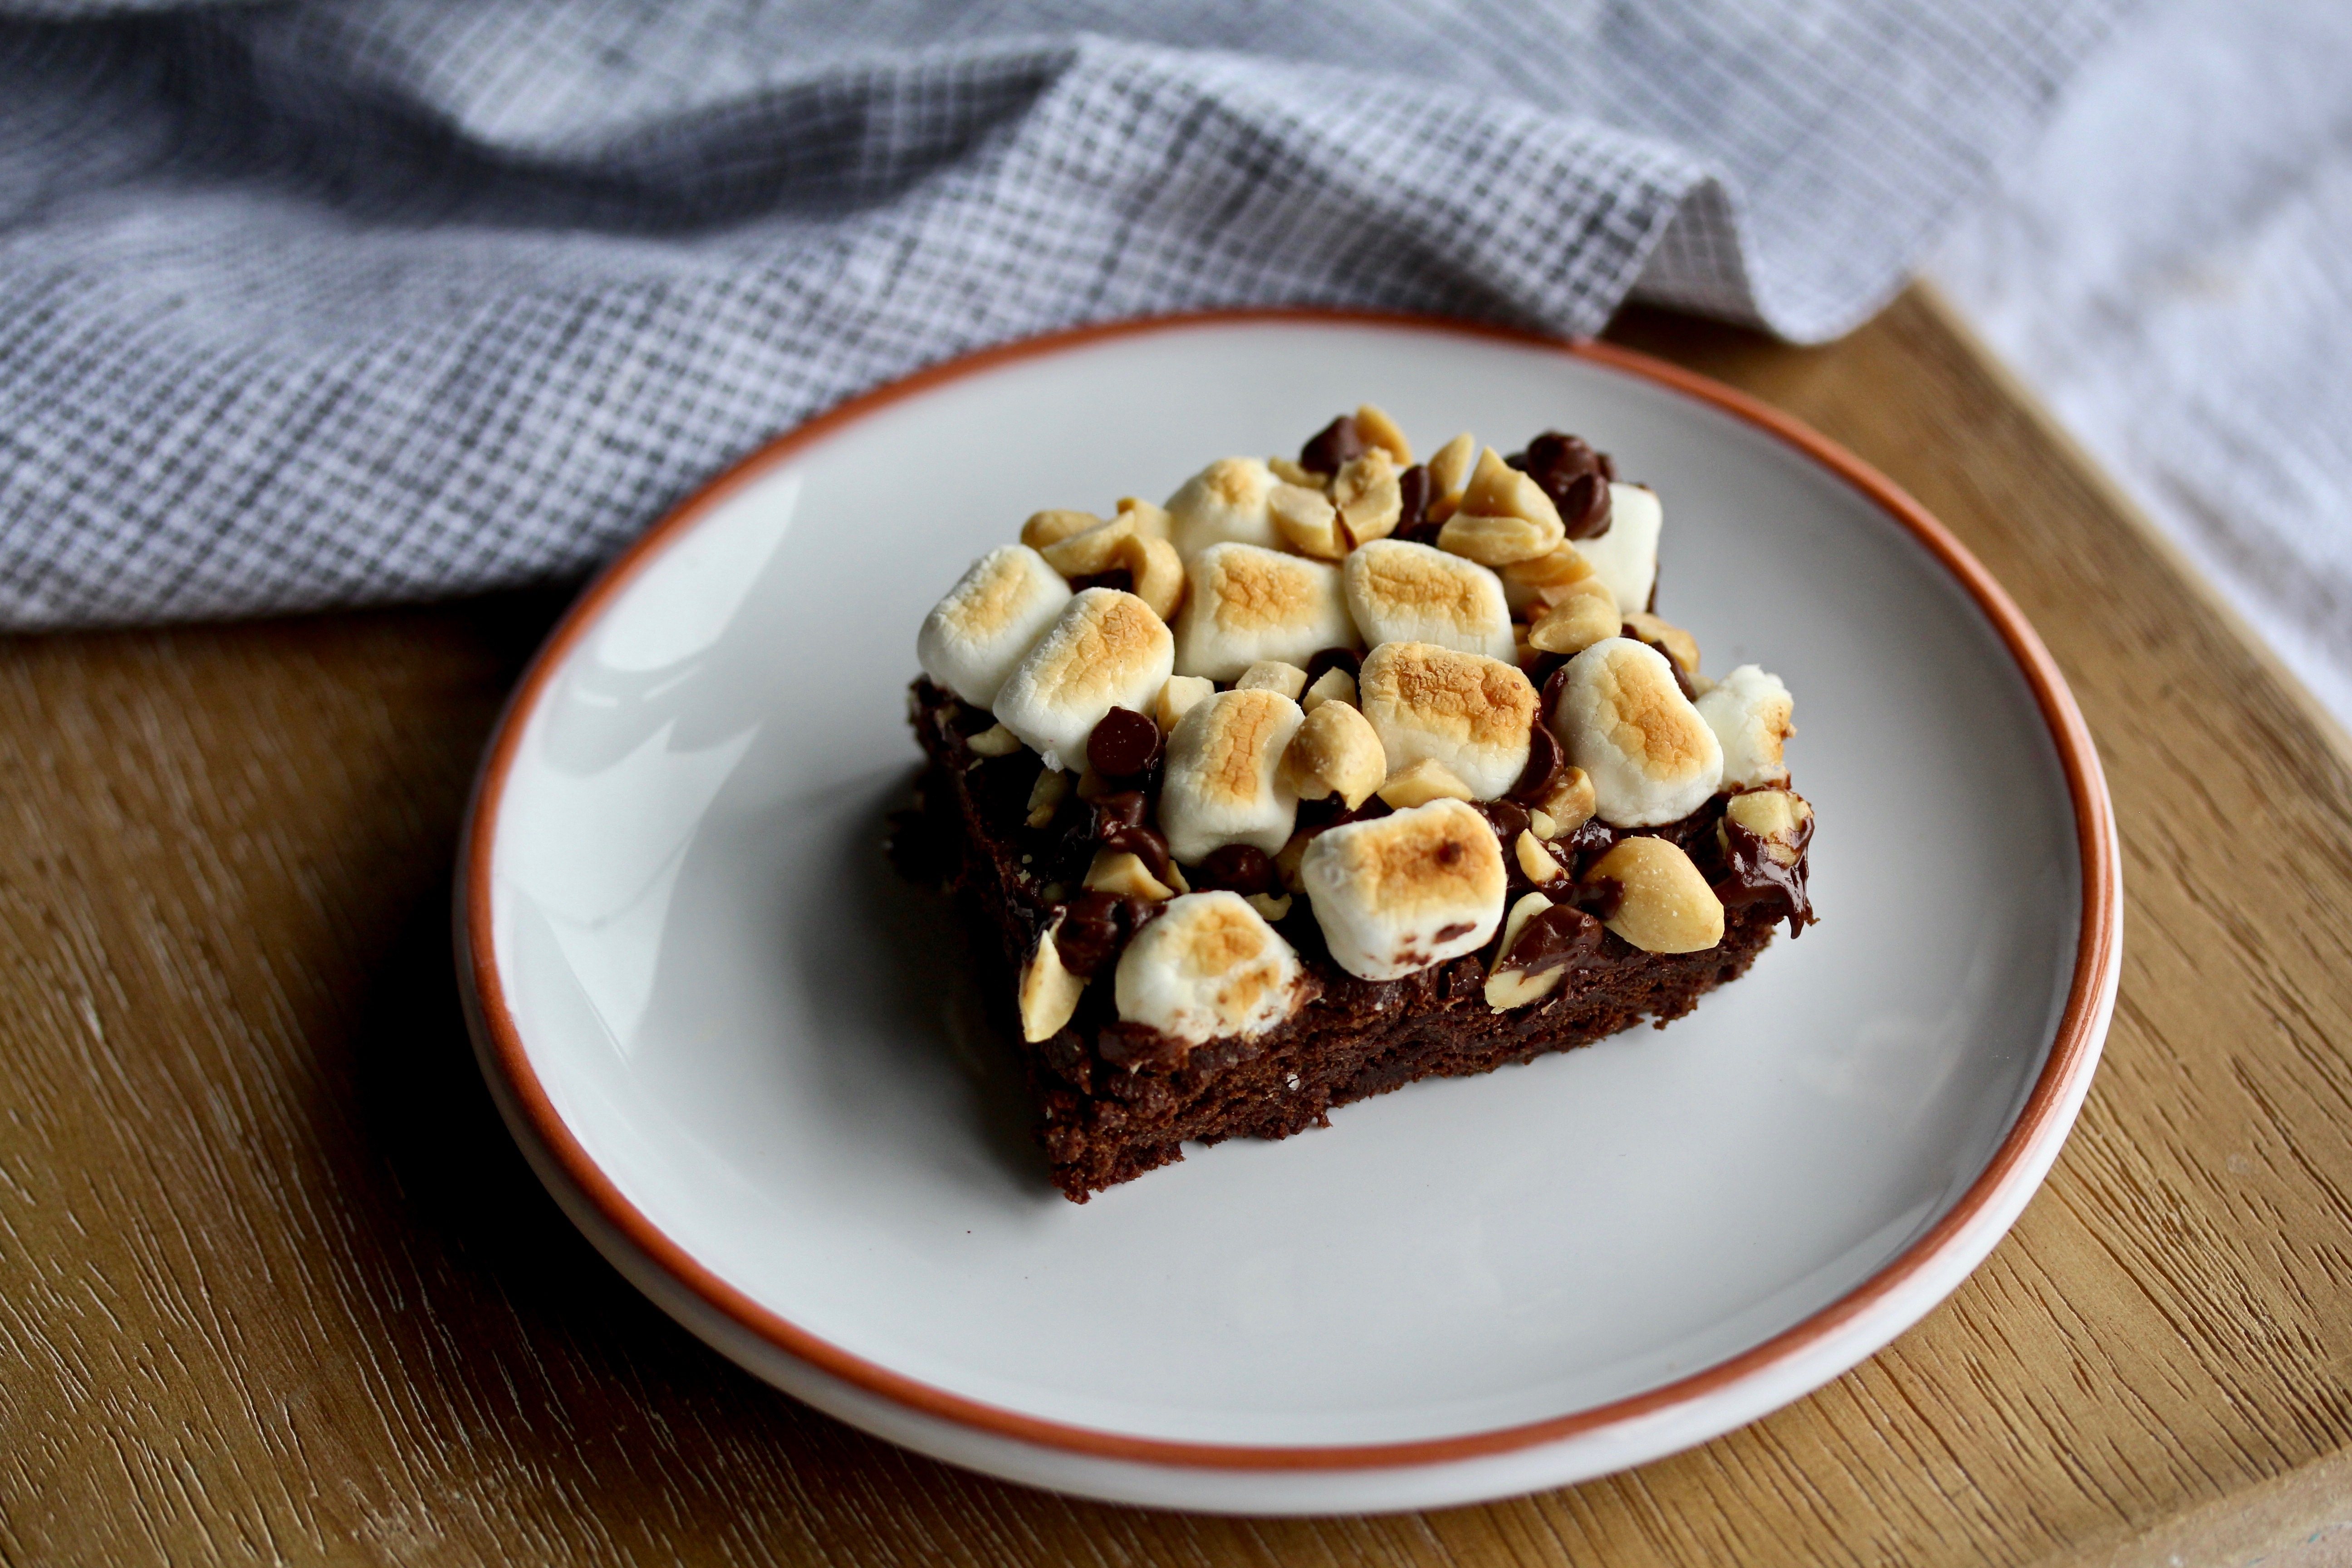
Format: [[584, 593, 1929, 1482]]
[[5, 286, 2351, 1566]]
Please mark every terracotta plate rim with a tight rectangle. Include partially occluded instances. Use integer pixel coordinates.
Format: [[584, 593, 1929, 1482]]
[[455, 307, 2120, 1474]]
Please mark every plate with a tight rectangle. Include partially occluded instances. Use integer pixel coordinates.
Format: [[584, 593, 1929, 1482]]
[[457, 312, 2118, 1514]]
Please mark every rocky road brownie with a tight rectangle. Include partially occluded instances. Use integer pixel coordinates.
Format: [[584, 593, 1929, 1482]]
[[897, 408, 1814, 1202]]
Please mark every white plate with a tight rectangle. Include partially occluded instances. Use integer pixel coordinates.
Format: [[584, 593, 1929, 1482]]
[[458, 313, 2118, 1514]]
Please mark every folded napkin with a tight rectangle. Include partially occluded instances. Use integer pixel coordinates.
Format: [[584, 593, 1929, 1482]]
[[0, 0, 2129, 627]]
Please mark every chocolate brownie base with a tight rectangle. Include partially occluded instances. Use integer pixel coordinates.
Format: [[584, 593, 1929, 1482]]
[[901, 678, 1784, 1203]]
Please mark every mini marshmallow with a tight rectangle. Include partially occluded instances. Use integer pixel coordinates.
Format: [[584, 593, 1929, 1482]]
[[1550, 637, 1722, 827], [994, 588, 1175, 772], [1695, 664, 1795, 788], [916, 544, 1073, 707], [1165, 457, 1284, 559], [1174, 543, 1357, 681], [1300, 799, 1506, 980], [1115, 891, 1306, 1046], [1578, 482, 1661, 612], [1158, 687, 1304, 864], [1342, 539, 1515, 662], [1356, 641, 1538, 800]]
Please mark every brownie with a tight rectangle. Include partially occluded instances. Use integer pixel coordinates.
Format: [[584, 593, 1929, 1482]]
[[897, 413, 1814, 1202], [901, 678, 1801, 1201]]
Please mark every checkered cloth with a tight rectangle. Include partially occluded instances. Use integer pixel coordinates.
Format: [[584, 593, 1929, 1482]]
[[0, 1, 2131, 627]]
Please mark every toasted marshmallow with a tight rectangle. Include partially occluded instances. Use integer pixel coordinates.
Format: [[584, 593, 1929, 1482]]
[[1165, 457, 1284, 559], [1115, 891, 1306, 1046], [1550, 637, 1722, 827], [1579, 482, 1661, 612], [916, 545, 1073, 707], [1300, 799, 1506, 980], [994, 588, 1175, 772], [1695, 664, 1795, 788], [1158, 687, 1304, 864], [1174, 543, 1357, 681], [1342, 539, 1515, 662], [1356, 641, 1538, 800]]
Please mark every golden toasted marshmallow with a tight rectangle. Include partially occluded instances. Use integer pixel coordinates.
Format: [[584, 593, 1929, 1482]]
[[1114, 891, 1307, 1046], [994, 588, 1175, 772], [1549, 637, 1722, 827], [916, 544, 1073, 707], [1341, 539, 1515, 662], [1355, 641, 1538, 799], [1174, 542, 1357, 681], [1158, 686, 1305, 864], [1694, 664, 1795, 788], [1299, 799, 1507, 980], [1164, 456, 1284, 559]]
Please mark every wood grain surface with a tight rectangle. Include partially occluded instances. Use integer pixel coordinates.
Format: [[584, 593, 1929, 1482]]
[[5, 287, 2351, 1566]]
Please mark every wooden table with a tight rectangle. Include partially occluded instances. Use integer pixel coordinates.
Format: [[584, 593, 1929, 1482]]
[[8, 287, 2352, 1567]]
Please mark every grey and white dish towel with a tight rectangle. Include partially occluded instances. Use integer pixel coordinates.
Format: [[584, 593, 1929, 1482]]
[[0, 0, 2131, 628]]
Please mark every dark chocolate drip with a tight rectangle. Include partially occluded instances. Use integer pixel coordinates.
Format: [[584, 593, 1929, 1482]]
[[1569, 875, 1625, 922], [1505, 432, 1616, 539], [1298, 415, 1367, 476], [1098, 820, 1175, 883], [1714, 813, 1816, 938], [1472, 798, 1530, 848], [1507, 719, 1566, 805], [1503, 902, 1609, 976]]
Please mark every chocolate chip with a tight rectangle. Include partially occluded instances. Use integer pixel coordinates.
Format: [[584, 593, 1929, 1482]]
[[1507, 720, 1566, 805], [1054, 891, 1127, 976], [1396, 464, 1431, 533], [1303, 646, 1362, 683], [1298, 415, 1367, 476], [1086, 706, 1161, 781], [1507, 431, 1615, 539], [1092, 789, 1149, 830], [1194, 843, 1277, 897]]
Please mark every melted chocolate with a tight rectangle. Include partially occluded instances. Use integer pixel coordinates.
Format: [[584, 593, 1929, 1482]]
[[1194, 843, 1278, 897], [1299, 415, 1367, 476], [1714, 813, 1816, 938], [1504, 903, 1608, 975], [1098, 820, 1175, 883], [1473, 798, 1530, 848], [1508, 719, 1566, 805], [1396, 464, 1432, 536]]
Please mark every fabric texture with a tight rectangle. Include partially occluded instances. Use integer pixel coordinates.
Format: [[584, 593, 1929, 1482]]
[[0, 0, 2131, 627], [1935, 0, 2352, 730]]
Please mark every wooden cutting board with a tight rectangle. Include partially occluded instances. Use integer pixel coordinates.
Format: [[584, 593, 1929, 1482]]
[[6, 286, 2350, 1567]]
